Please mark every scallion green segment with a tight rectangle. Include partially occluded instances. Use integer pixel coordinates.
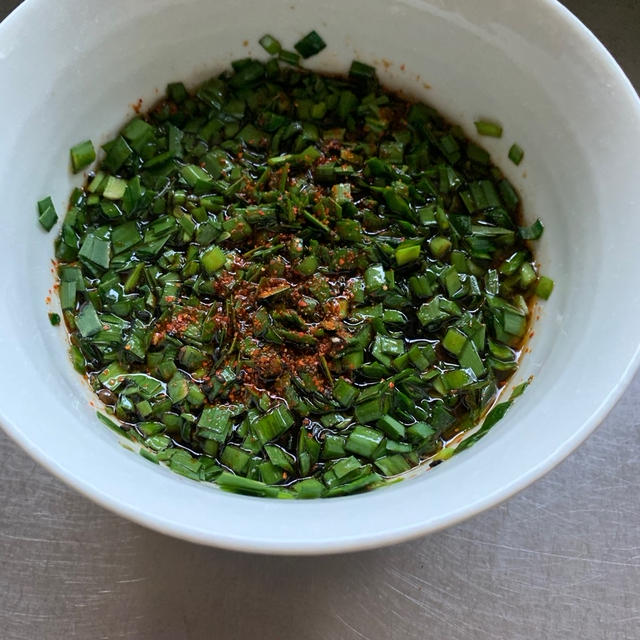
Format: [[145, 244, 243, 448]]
[[259, 34, 281, 55], [474, 120, 503, 138], [70, 139, 96, 173], [294, 30, 327, 58], [536, 276, 554, 300], [48, 31, 550, 499], [508, 143, 524, 165], [37, 196, 58, 232]]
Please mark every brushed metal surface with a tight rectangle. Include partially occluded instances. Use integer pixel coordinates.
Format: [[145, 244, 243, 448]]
[[1, 1, 638, 638]]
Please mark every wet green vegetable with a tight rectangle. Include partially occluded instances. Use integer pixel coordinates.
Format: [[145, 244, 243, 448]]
[[49, 33, 552, 498]]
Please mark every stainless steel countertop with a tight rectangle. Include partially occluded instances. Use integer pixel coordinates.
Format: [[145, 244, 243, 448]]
[[1, 2, 639, 638]]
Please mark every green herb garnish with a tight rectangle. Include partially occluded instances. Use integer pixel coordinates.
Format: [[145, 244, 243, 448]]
[[37, 196, 58, 232], [48, 32, 552, 498], [474, 120, 503, 138], [70, 139, 96, 173], [508, 143, 524, 165]]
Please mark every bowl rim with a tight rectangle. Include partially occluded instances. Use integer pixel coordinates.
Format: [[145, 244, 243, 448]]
[[1, 0, 640, 555]]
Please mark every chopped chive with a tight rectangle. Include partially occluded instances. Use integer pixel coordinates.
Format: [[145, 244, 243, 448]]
[[79, 233, 110, 269], [49, 44, 543, 499], [75, 302, 103, 338], [167, 82, 188, 103], [37, 196, 58, 232], [70, 139, 96, 173], [259, 34, 281, 55], [508, 143, 524, 165], [345, 426, 384, 458], [376, 415, 405, 440], [201, 245, 227, 274], [375, 454, 410, 476], [278, 49, 301, 66], [294, 30, 326, 59], [349, 60, 376, 81], [395, 240, 422, 266], [519, 218, 544, 240], [536, 275, 554, 299], [474, 120, 503, 138]]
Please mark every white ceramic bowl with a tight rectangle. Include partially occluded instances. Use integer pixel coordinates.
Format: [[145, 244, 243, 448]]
[[1, 0, 639, 555]]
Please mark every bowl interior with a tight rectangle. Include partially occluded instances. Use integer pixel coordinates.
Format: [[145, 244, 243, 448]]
[[0, 0, 639, 553]]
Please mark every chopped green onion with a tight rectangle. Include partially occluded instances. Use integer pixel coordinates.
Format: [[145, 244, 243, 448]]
[[75, 302, 102, 337], [508, 143, 524, 165], [536, 275, 554, 299], [474, 120, 503, 138], [70, 139, 96, 173], [519, 218, 544, 240], [395, 240, 422, 266], [294, 30, 327, 58], [259, 34, 281, 55], [37, 196, 58, 232], [345, 426, 384, 458], [278, 49, 300, 66], [349, 60, 376, 81], [48, 39, 545, 499]]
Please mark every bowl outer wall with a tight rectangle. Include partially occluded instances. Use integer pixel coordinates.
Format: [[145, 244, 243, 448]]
[[0, 0, 639, 554]]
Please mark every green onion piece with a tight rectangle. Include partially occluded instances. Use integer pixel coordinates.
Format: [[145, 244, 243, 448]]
[[322, 435, 346, 460], [294, 30, 327, 58], [197, 407, 231, 443], [102, 136, 132, 173], [259, 34, 281, 55], [375, 454, 410, 476], [216, 472, 290, 498], [349, 60, 376, 81], [536, 275, 554, 299], [474, 120, 503, 138], [48, 312, 61, 326], [326, 472, 381, 497], [220, 445, 251, 474], [519, 218, 544, 240], [294, 478, 326, 498], [265, 444, 295, 472], [167, 82, 188, 103], [364, 264, 386, 292], [70, 139, 96, 173], [75, 302, 102, 337], [429, 236, 452, 259], [333, 378, 358, 408], [354, 396, 389, 424], [519, 262, 537, 289], [376, 415, 405, 440], [253, 404, 294, 445], [278, 49, 300, 66], [201, 246, 227, 274], [407, 422, 435, 444], [345, 426, 384, 458], [102, 176, 127, 200], [96, 411, 128, 438], [442, 328, 467, 356], [395, 240, 422, 266], [79, 233, 110, 269], [508, 143, 524, 165], [37, 196, 58, 232]]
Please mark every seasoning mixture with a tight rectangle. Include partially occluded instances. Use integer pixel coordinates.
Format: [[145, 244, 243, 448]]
[[45, 31, 553, 498]]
